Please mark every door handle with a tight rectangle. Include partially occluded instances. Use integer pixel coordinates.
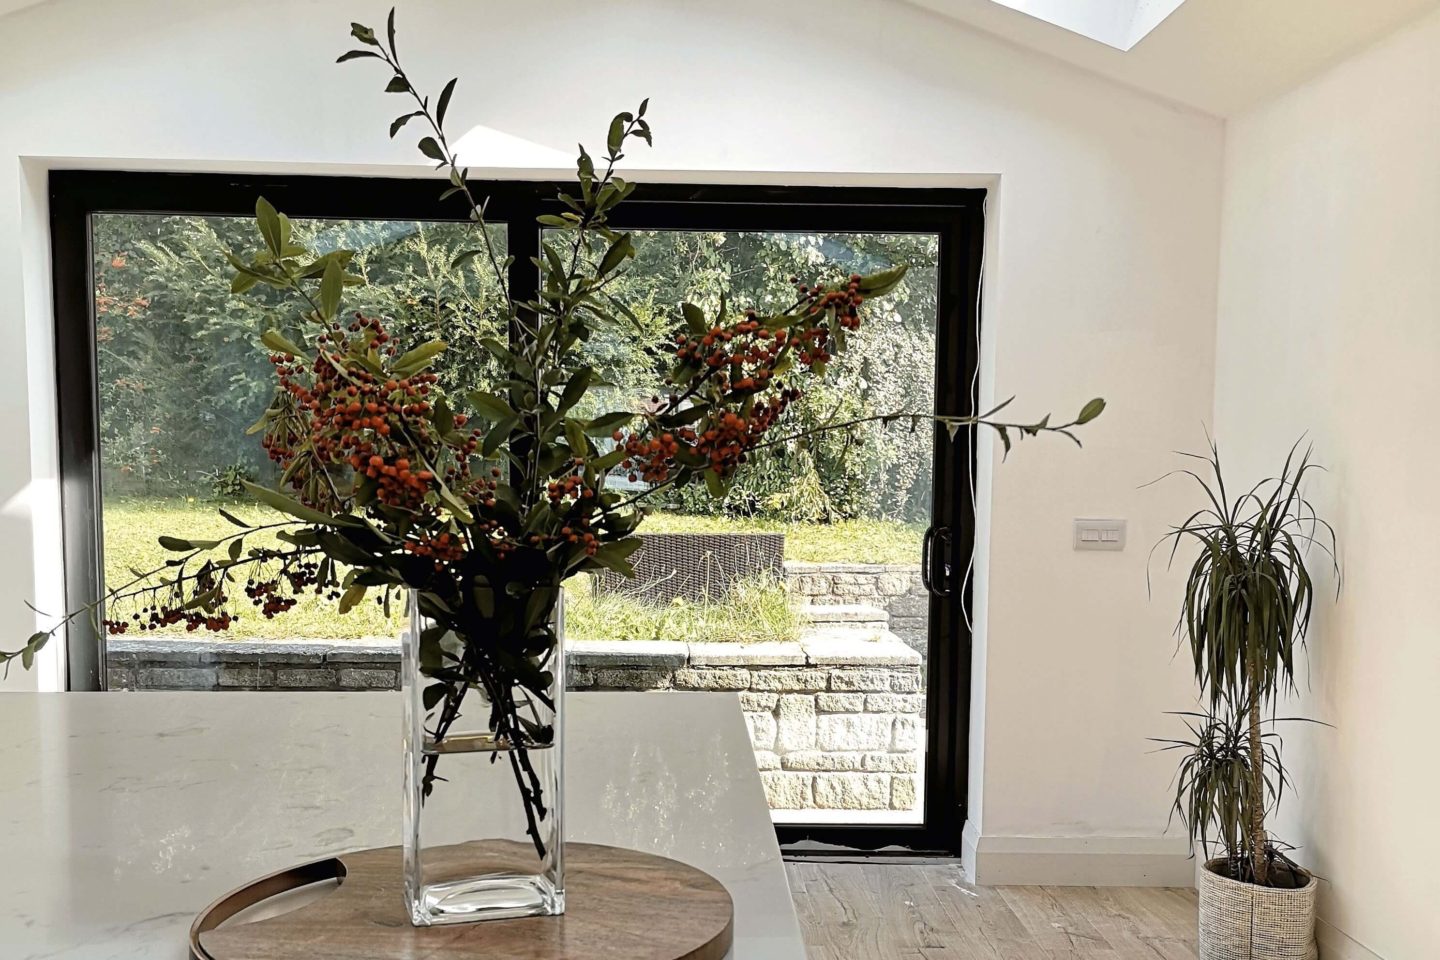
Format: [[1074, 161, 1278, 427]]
[[921, 525, 953, 597]]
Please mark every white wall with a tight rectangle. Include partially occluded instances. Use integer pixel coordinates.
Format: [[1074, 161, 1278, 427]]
[[1216, 9, 1440, 956], [0, 0, 1222, 876]]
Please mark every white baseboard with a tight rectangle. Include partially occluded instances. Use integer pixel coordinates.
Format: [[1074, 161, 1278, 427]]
[[1316, 918, 1385, 960], [961, 821, 1194, 887]]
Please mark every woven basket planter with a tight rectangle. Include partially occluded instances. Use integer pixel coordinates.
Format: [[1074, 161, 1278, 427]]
[[1199, 859, 1317, 960]]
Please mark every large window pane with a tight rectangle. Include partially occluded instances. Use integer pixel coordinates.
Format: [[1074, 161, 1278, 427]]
[[561, 229, 939, 825], [94, 214, 506, 646]]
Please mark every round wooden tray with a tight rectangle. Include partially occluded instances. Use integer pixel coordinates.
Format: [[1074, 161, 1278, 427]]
[[190, 841, 734, 960]]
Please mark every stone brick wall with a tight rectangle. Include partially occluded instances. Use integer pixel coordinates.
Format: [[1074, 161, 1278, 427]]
[[784, 562, 928, 657], [108, 632, 923, 816], [107, 639, 400, 691], [568, 636, 923, 814]]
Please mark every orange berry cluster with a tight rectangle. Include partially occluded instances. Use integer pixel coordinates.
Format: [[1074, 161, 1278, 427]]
[[557, 521, 601, 556], [616, 429, 690, 484], [614, 274, 865, 488], [546, 467, 602, 556], [697, 388, 801, 474], [263, 313, 489, 516], [673, 314, 783, 394], [403, 530, 467, 565]]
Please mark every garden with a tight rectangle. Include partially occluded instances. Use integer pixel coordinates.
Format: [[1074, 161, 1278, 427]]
[[94, 213, 937, 644]]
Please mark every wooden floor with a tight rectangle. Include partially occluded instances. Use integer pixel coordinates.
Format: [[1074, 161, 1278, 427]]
[[786, 862, 1199, 960]]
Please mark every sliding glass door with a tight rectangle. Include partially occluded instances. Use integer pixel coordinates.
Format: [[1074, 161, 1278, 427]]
[[51, 172, 982, 852]]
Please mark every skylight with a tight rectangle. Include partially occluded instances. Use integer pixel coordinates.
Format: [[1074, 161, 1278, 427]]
[[988, 0, 1188, 51]]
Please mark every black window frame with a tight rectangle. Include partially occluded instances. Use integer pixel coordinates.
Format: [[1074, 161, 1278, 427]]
[[49, 169, 983, 855]]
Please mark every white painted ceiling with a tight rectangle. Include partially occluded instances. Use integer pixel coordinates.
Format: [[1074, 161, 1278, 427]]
[[2, 0, 1436, 118], [0, 0, 45, 15], [906, 0, 1440, 116]]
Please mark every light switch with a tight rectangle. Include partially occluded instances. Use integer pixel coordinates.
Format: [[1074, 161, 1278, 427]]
[[1074, 518, 1126, 551]]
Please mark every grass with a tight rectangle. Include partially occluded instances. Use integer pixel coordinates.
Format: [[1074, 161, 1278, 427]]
[[102, 497, 402, 640], [565, 574, 801, 643], [100, 498, 921, 641], [636, 512, 924, 565]]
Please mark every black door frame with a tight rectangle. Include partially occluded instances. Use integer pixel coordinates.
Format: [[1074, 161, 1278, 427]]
[[48, 169, 983, 855]]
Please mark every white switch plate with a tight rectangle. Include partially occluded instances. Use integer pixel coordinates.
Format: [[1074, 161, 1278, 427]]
[[1074, 518, 1127, 551]]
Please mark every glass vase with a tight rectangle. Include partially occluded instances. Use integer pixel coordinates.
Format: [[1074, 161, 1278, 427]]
[[401, 592, 565, 926]]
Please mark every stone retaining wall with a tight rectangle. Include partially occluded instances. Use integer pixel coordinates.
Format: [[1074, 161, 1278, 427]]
[[107, 640, 400, 692], [568, 636, 922, 813], [785, 562, 927, 657], [107, 632, 923, 815]]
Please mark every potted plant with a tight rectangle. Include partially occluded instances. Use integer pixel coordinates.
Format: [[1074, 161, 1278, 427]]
[[1154, 441, 1337, 960], [4, 10, 1104, 928]]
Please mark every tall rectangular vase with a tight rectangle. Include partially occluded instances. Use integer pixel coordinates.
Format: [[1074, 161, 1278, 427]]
[[401, 594, 565, 926]]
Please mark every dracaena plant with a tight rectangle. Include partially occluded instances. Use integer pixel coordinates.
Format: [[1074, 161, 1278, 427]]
[[3, 11, 1104, 858], [1151, 440, 1337, 887]]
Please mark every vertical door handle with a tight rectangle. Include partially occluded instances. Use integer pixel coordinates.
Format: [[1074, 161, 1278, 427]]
[[922, 526, 953, 597], [921, 527, 935, 593]]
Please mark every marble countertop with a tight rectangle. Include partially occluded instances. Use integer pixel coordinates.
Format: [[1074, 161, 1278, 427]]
[[0, 691, 804, 959]]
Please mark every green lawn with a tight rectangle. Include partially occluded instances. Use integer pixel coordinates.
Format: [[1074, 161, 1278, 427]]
[[101, 498, 921, 641], [636, 512, 924, 565], [102, 497, 401, 640]]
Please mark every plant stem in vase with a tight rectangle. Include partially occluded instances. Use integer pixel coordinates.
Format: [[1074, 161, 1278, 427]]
[[402, 590, 565, 925]]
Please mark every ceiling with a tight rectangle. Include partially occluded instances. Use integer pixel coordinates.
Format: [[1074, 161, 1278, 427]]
[[3, 0, 1436, 118], [905, 0, 1440, 116]]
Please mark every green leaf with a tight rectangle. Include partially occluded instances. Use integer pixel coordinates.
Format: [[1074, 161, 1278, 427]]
[[483, 415, 518, 456], [857, 265, 908, 298], [158, 535, 219, 552], [1076, 397, 1107, 425], [591, 447, 626, 471], [436, 78, 458, 128], [432, 396, 455, 437], [245, 404, 275, 436], [242, 481, 351, 527], [607, 115, 625, 155], [336, 49, 380, 63], [338, 583, 367, 615], [315, 531, 374, 566], [390, 111, 421, 138], [260, 329, 304, 357], [705, 468, 727, 499], [217, 509, 251, 528], [417, 137, 446, 162], [536, 214, 572, 228], [392, 340, 447, 375], [230, 272, 260, 295], [583, 411, 632, 436], [471, 584, 495, 618], [559, 367, 593, 414], [564, 419, 589, 459], [350, 22, 379, 45], [319, 259, 343, 321], [597, 233, 634, 277], [467, 390, 515, 422], [591, 538, 642, 577], [434, 479, 474, 525], [422, 683, 448, 711], [681, 302, 707, 334], [450, 248, 486, 270], [255, 197, 283, 256], [386, 75, 409, 93]]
